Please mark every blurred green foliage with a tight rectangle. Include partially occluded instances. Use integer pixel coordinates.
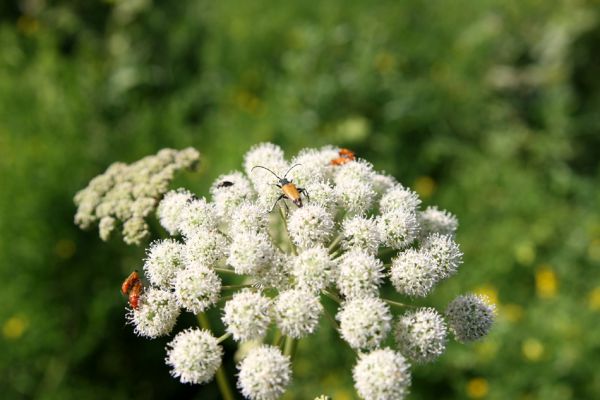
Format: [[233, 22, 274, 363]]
[[1, 0, 599, 399]]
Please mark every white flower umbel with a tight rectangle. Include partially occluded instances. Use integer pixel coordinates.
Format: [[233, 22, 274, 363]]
[[166, 328, 223, 384], [128, 288, 180, 338], [143, 239, 185, 289], [228, 232, 276, 275], [395, 308, 447, 363], [341, 216, 381, 255], [422, 233, 463, 280], [274, 289, 322, 339], [157, 189, 195, 235], [287, 204, 335, 249], [289, 147, 337, 186], [173, 263, 222, 314], [237, 345, 292, 400], [178, 198, 219, 238], [244, 143, 287, 184], [372, 173, 397, 198], [353, 348, 411, 400], [122, 217, 149, 245], [336, 249, 385, 299], [223, 289, 272, 342], [446, 294, 495, 343], [418, 206, 458, 239], [377, 208, 419, 250], [303, 180, 339, 215], [210, 171, 255, 221], [253, 250, 292, 291], [390, 249, 438, 298], [184, 230, 228, 268], [337, 297, 392, 350], [230, 201, 269, 237], [74, 147, 199, 244], [379, 184, 421, 214], [334, 160, 377, 216], [291, 246, 333, 293]]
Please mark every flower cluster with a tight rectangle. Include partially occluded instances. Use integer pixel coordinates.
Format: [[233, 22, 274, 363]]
[[75, 143, 495, 400], [74, 147, 199, 244]]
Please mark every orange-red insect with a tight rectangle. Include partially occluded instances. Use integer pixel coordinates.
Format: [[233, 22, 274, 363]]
[[330, 148, 356, 165], [121, 271, 143, 309], [251, 164, 309, 212]]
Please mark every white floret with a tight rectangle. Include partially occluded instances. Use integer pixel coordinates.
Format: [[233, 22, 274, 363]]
[[128, 288, 180, 338], [210, 171, 256, 221], [274, 289, 322, 339], [178, 197, 219, 237], [227, 232, 276, 275], [173, 263, 222, 314], [184, 230, 229, 268], [237, 345, 292, 400], [341, 216, 382, 255], [390, 249, 438, 297], [421, 233, 463, 280], [418, 206, 458, 239], [395, 308, 447, 363], [287, 204, 335, 249], [336, 249, 385, 299], [353, 348, 411, 400], [143, 239, 185, 289], [337, 297, 392, 350], [377, 208, 419, 250], [165, 328, 223, 384], [291, 246, 334, 293], [222, 289, 272, 342], [445, 294, 495, 343]]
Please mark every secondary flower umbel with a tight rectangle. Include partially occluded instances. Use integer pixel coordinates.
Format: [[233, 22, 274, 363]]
[[75, 143, 495, 400]]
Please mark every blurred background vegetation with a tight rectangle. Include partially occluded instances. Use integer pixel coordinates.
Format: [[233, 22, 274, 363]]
[[1, 0, 599, 399]]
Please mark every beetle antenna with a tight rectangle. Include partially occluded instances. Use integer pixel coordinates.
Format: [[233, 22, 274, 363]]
[[283, 163, 302, 178], [251, 165, 281, 180]]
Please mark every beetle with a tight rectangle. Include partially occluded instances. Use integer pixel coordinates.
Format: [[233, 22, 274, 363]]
[[330, 148, 356, 166], [216, 180, 234, 188], [121, 270, 140, 295], [128, 280, 143, 310], [251, 163, 309, 212], [121, 271, 143, 309]]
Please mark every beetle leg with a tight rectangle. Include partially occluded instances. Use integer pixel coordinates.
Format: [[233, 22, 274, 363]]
[[269, 194, 286, 214], [298, 187, 310, 203]]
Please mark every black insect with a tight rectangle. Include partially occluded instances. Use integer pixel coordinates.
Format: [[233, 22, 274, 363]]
[[216, 181, 234, 188]]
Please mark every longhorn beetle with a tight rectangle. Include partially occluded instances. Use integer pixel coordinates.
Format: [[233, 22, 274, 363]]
[[251, 164, 309, 212]]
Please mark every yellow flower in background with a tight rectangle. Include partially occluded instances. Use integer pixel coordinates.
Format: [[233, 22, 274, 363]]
[[588, 287, 600, 311], [414, 176, 436, 199], [474, 285, 498, 306], [467, 377, 489, 398], [501, 303, 524, 323], [3, 315, 28, 340], [535, 265, 557, 299], [522, 338, 544, 361]]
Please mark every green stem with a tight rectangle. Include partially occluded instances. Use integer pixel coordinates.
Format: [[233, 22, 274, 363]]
[[323, 290, 342, 304], [323, 308, 339, 330], [383, 299, 411, 308], [279, 206, 297, 255], [217, 332, 232, 344], [272, 329, 283, 347], [283, 336, 297, 359], [197, 314, 235, 400], [215, 267, 237, 275], [328, 234, 343, 253], [222, 284, 252, 290]]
